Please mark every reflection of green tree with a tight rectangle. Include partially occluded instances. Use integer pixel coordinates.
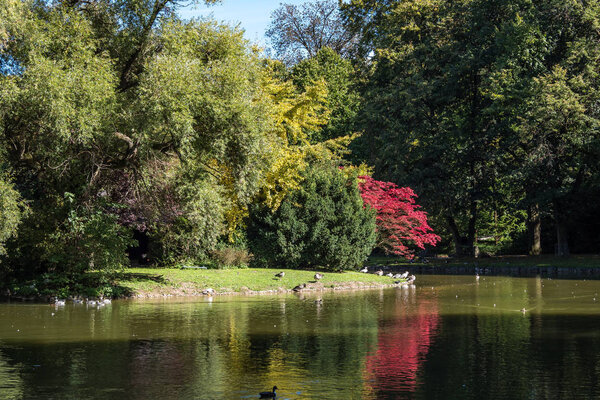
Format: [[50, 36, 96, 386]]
[[0, 349, 23, 400]]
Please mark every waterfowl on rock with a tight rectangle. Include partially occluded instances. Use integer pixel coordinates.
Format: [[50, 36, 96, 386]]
[[54, 299, 66, 306], [314, 273, 323, 280], [275, 271, 285, 278], [259, 386, 278, 398], [406, 275, 416, 284], [400, 271, 409, 279]]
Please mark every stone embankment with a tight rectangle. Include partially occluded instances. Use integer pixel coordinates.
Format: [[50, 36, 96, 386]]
[[368, 263, 600, 279]]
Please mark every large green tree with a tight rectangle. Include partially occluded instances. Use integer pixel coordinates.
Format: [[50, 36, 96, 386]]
[[0, 0, 277, 274], [344, 0, 600, 256]]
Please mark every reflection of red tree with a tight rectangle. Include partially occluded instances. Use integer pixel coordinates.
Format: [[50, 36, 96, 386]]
[[364, 293, 440, 394]]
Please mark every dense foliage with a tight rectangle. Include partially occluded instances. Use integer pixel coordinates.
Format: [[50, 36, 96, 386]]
[[248, 167, 376, 271], [342, 0, 600, 256]]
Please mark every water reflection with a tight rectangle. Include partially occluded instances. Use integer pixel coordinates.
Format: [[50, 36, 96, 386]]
[[364, 287, 439, 398], [1, 277, 600, 399]]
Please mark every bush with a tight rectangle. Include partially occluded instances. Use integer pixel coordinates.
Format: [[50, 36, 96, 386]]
[[247, 167, 376, 271], [210, 247, 252, 268], [40, 193, 134, 276], [149, 180, 227, 265]]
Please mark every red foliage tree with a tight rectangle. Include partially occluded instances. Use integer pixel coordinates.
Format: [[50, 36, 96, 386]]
[[358, 176, 440, 259]]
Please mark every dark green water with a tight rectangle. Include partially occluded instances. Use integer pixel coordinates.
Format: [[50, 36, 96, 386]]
[[2, 275, 600, 399]]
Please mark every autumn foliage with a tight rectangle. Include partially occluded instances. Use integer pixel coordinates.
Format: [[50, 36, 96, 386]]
[[358, 176, 440, 259]]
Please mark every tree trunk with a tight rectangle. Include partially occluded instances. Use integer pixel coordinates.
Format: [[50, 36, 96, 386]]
[[467, 199, 478, 258], [555, 220, 570, 257], [446, 215, 475, 257], [446, 216, 463, 256], [528, 203, 541, 255], [554, 202, 569, 257]]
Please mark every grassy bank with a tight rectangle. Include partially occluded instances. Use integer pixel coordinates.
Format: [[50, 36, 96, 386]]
[[116, 268, 398, 298], [368, 254, 600, 268]]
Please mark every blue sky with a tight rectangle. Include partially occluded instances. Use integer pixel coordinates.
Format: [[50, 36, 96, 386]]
[[178, 0, 307, 45]]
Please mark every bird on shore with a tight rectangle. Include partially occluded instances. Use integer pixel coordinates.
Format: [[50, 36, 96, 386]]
[[314, 273, 323, 281], [400, 271, 409, 279], [360, 266, 369, 273], [275, 271, 285, 278], [54, 299, 66, 306], [259, 385, 278, 398], [386, 272, 394, 277], [375, 270, 384, 276], [293, 283, 306, 292], [407, 275, 416, 284]]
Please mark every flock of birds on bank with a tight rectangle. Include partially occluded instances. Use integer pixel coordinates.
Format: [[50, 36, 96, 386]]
[[274, 267, 417, 290], [52, 297, 112, 307], [360, 267, 416, 284]]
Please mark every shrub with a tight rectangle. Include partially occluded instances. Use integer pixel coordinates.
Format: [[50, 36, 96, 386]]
[[149, 180, 227, 265], [248, 167, 376, 271], [210, 247, 252, 268], [40, 193, 134, 276]]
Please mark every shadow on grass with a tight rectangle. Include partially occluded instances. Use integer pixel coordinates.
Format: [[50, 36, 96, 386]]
[[115, 272, 166, 283]]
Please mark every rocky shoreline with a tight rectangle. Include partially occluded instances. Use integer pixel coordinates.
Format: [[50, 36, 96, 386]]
[[129, 280, 408, 299]]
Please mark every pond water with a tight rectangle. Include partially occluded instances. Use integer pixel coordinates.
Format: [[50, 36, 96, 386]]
[[2, 275, 600, 399]]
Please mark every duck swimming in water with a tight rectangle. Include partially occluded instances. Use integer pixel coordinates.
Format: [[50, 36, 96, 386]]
[[259, 385, 278, 398]]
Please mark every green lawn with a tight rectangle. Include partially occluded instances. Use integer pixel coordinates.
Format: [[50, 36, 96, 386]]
[[117, 267, 397, 296]]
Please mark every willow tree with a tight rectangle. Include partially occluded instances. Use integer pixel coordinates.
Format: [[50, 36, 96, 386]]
[[0, 0, 278, 274]]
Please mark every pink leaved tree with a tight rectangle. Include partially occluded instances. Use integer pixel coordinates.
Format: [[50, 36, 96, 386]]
[[358, 176, 440, 259]]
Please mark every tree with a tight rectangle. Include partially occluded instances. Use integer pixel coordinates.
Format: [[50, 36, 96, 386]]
[[0, 175, 24, 257], [0, 2, 275, 274], [345, 0, 522, 256], [291, 47, 361, 142], [358, 176, 439, 259], [345, 0, 600, 256], [248, 167, 376, 271], [266, 0, 358, 65]]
